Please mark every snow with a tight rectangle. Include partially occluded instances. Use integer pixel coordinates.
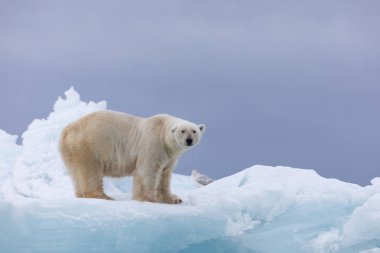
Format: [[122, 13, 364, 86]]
[[0, 87, 379, 253], [0, 130, 22, 190]]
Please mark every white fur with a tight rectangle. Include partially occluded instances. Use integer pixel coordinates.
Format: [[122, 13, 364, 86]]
[[59, 110, 205, 203]]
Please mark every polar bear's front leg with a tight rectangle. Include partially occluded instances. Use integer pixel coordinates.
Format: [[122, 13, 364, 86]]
[[157, 163, 182, 204], [132, 168, 160, 202]]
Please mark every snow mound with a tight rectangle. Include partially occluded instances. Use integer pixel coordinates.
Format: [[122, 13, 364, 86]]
[[0, 130, 22, 189], [0, 88, 379, 253], [1, 87, 106, 199]]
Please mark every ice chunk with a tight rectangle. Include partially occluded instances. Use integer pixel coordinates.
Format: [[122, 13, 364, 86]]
[[225, 212, 261, 236], [1, 87, 380, 253], [309, 229, 342, 253], [340, 193, 380, 249], [360, 249, 380, 253], [1, 87, 106, 199], [0, 130, 22, 189]]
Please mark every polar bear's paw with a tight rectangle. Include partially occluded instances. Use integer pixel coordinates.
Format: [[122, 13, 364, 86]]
[[160, 194, 182, 204], [170, 194, 183, 204]]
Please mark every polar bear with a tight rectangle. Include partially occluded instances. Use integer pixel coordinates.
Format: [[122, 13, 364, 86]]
[[59, 110, 205, 204]]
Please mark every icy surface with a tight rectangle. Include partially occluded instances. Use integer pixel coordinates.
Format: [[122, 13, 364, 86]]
[[0, 130, 22, 190], [0, 88, 379, 253]]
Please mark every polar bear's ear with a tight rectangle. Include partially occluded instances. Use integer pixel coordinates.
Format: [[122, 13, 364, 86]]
[[198, 124, 206, 133]]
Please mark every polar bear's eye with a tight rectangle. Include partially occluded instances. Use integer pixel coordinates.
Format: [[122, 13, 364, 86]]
[[181, 130, 185, 134], [191, 130, 196, 134]]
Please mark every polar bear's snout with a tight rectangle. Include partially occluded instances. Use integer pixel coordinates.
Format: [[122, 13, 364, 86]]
[[186, 137, 193, 146]]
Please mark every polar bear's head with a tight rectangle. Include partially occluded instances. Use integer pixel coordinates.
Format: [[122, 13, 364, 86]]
[[171, 123, 205, 150]]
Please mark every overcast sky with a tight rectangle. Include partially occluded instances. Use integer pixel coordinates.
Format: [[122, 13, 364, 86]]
[[1, 0, 379, 185]]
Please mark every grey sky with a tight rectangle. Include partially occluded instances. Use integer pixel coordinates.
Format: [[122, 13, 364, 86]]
[[1, 1, 379, 185]]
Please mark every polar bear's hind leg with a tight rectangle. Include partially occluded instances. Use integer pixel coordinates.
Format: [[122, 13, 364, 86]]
[[73, 163, 114, 200]]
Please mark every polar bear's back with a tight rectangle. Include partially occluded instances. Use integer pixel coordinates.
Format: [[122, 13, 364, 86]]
[[60, 111, 144, 175], [62, 110, 142, 145]]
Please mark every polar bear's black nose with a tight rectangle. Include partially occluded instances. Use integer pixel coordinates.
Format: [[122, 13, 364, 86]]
[[186, 138, 193, 146]]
